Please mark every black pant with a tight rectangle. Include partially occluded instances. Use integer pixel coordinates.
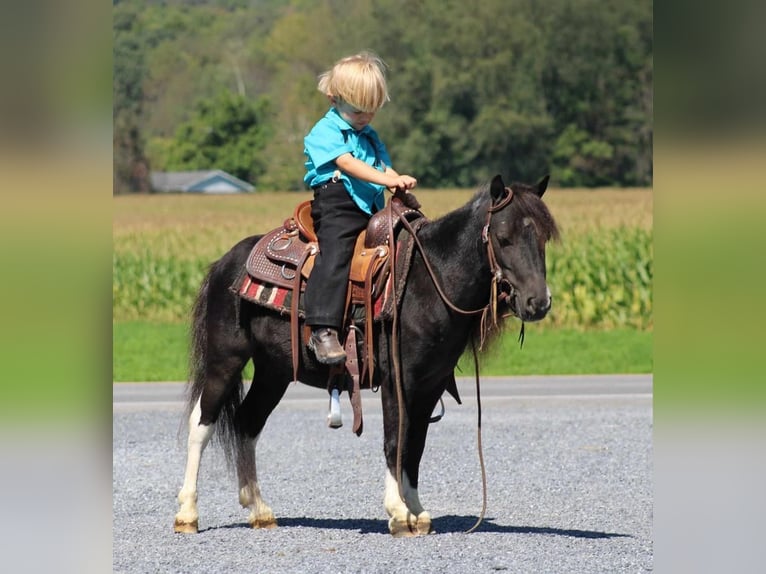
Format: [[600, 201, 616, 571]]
[[304, 181, 370, 330]]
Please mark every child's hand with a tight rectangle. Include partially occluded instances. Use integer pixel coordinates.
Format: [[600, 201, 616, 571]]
[[389, 174, 417, 191]]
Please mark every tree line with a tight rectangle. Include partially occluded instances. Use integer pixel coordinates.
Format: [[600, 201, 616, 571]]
[[114, 0, 652, 193]]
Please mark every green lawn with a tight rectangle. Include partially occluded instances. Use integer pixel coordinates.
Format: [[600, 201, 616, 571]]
[[113, 321, 652, 382]]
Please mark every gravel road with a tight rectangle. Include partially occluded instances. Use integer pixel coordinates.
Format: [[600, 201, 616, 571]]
[[113, 375, 652, 573]]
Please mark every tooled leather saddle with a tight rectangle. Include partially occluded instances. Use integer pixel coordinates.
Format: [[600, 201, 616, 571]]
[[233, 192, 425, 434]]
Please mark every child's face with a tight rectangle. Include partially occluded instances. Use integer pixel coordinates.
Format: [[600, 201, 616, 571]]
[[333, 98, 376, 131]]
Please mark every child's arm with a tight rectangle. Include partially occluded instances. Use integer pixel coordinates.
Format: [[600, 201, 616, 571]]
[[335, 153, 417, 191]]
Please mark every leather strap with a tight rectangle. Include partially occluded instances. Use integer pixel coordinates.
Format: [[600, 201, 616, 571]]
[[344, 327, 363, 436], [361, 246, 386, 387], [290, 243, 317, 382], [388, 197, 406, 502]]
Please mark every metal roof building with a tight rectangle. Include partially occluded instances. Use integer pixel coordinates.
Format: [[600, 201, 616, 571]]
[[150, 170, 254, 194]]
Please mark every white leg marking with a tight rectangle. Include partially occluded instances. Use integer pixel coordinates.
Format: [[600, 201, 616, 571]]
[[327, 388, 343, 428], [174, 397, 213, 532], [384, 469, 424, 516], [238, 434, 277, 528], [384, 469, 431, 536]]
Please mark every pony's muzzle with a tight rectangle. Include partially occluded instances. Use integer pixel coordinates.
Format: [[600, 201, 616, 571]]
[[526, 295, 551, 317], [522, 286, 552, 321]]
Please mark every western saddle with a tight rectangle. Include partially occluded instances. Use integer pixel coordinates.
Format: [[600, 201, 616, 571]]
[[235, 192, 425, 435]]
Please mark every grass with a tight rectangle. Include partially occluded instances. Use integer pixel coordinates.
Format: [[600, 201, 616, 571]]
[[457, 326, 652, 376], [113, 321, 652, 382], [113, 322, 192, 382]]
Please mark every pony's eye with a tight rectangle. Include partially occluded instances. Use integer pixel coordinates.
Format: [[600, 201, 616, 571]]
[[522, 217, 539, 236], [494, 229, 512, 247]]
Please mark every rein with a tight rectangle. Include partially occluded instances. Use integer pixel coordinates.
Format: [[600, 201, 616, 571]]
[[387, 187, 515, 534], [391, 187, 516, 345]]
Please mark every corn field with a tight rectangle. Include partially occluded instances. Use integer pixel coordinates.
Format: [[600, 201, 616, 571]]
[[113, 189, 652, 329]]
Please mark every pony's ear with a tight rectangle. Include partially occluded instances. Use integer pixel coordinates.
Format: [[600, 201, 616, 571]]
[[490, 175, 506, 201], [536, 175, 550, 197]]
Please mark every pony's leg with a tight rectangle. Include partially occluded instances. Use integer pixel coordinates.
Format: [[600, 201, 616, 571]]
[[174, 354, 248, 533], [174, 397, 213, 533], [235, 374, 290, 529], [236, 434, 277, 529], [382, 389, 440, 537]]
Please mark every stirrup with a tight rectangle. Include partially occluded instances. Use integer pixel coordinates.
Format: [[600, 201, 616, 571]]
[[327, 387, 343, 428]]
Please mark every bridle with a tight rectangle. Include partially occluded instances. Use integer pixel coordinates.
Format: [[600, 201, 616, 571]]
[[391, 185, 518, 335]]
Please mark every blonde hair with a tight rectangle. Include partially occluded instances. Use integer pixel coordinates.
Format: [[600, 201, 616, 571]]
[[317, 52, 390, 113]]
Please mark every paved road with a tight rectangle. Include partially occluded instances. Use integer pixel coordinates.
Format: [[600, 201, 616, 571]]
[[113, 375, 652, 573]]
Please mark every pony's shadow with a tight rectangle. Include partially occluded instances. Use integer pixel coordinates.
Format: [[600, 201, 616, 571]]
[[202, 515, 630, 539], [434, 515, 630, 539]]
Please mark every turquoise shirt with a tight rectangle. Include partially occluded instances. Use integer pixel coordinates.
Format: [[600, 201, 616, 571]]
[[304, 107, 392, 214]]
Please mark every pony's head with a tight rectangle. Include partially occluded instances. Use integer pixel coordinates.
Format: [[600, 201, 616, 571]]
[[488, 174, 559, 322]]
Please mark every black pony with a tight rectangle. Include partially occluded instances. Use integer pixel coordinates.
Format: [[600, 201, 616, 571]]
[[174, 174, 559, 537]]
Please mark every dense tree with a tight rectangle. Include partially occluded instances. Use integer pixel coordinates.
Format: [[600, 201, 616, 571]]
[[113, 0, 653, 191], [161, 91, 273, 184], [541, 0, 652, 186], [113, 7, 151, 193]]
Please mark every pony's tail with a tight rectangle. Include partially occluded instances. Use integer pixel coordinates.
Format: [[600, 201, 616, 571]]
[[183, 263, 244, 470]]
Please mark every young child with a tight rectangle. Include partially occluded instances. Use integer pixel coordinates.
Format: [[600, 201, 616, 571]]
[[303, 51, 417, 365]]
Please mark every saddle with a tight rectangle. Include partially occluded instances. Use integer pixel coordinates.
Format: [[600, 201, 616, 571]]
[[242, 200, 408, 299], [234, 192, 425, 435]]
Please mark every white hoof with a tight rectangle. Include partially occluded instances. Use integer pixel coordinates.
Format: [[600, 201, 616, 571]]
[[249, 513, 278, 529], [173, 519, 198, 534], [388, 512, 432, 537]]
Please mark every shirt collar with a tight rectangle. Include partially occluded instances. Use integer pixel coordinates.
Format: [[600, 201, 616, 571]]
[[325, 107, 372, 135]]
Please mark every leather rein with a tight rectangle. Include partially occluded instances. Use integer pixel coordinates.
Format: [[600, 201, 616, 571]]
[[391, 187, 516, 330], [386, 186, 516, 535]]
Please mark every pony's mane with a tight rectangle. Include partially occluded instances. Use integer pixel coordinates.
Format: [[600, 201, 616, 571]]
[[426, 179, 560, 242], [507, 181, 560, 242]]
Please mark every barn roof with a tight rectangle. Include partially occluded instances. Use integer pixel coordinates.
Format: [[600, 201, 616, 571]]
[[150, 170, 254, 193]]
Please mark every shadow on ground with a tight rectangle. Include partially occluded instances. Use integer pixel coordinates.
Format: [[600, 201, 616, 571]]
[[200, 515, 630, 539]]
